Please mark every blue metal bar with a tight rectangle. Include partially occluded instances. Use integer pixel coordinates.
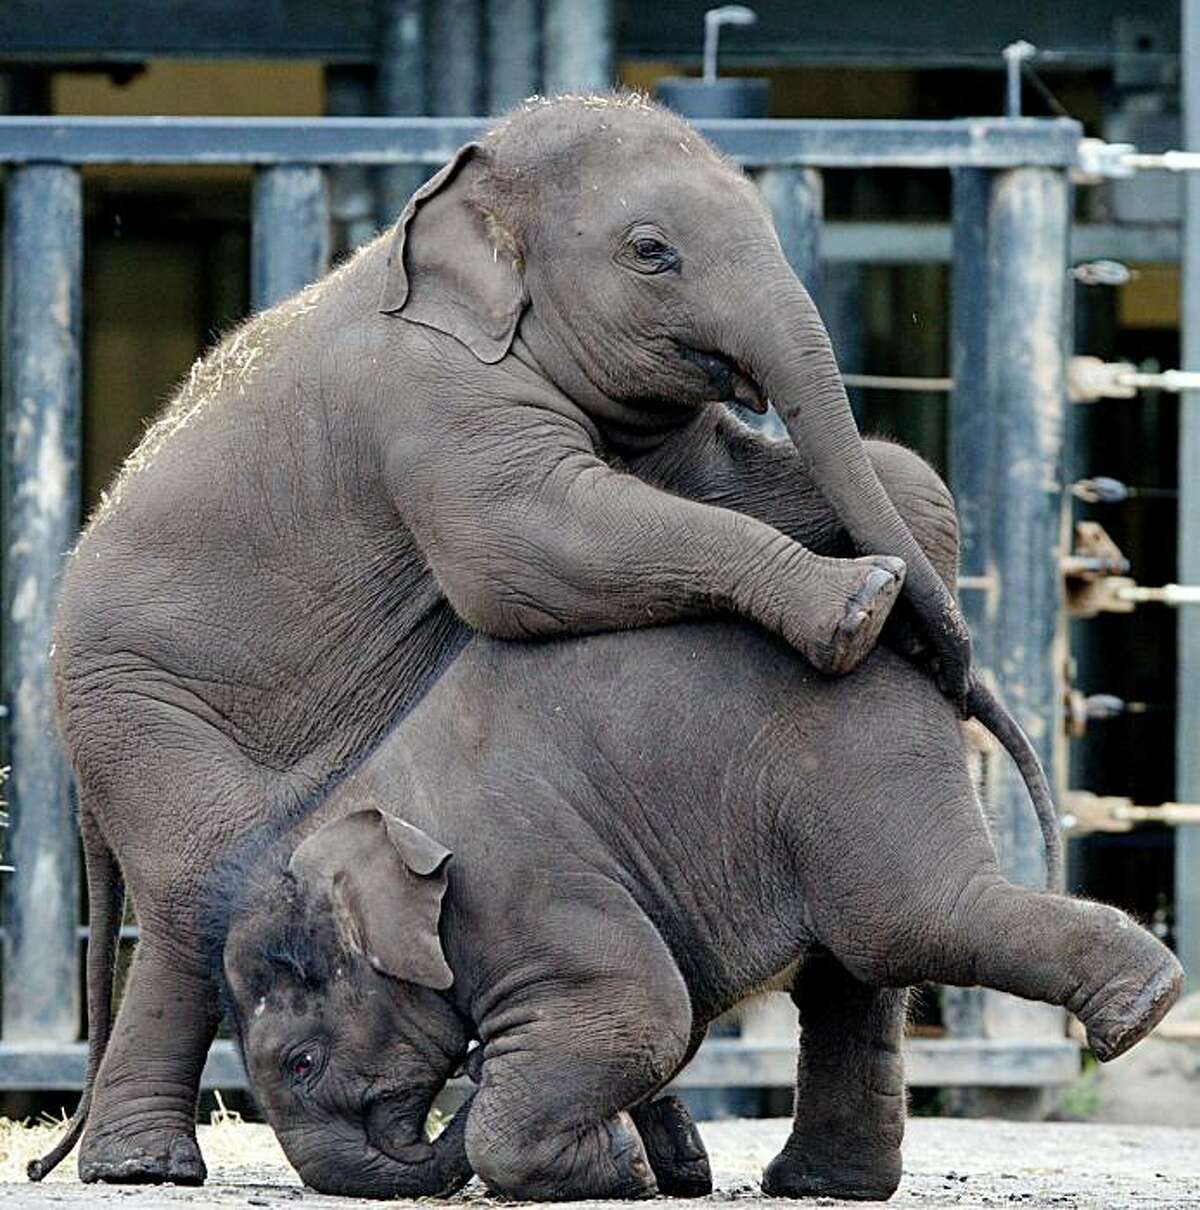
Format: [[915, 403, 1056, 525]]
[[543, 0, 614, 94], [0, 1037, 1079, 1092], [948, 168, 995, 671], [1176, 0, 1200, 989], [950, 168, 1071, 835], [0, 0, 1174, 69], [754, 166, 824, 441], [942, 168, 995, 1057], [374, 0, 429, 227], [324, 68, 376, 253], [0, 116, 1083, 169], [429, 0, 484, 117], [250, 166, 331, 310], [486, 0, 542, 114], [986, 166, 1071, 896], [818, 220, 1181, 266], [758, 167, 823, 298], [944, 165, 1071, 1098], [1, 165, 82, 1044]]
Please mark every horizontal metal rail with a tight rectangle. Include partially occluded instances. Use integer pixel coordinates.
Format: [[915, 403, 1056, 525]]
[[822, 220, 1182, 265], [0, 115, 1082, 168], [0, 1037, 1080, 1093]]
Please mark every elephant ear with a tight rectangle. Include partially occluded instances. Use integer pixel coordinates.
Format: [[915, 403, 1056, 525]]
[[379, 142, 526, 364], [289, 809, 454, 990]]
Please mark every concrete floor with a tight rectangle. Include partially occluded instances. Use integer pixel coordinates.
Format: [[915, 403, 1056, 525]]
[[1, 1117, 1198, 1208]]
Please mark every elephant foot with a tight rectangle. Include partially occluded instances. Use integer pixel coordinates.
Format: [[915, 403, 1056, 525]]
[[817, 557, 906, 677], [762, 1142, 901, 1202], [631, 1095, 712, 1197], [79, 1125, 206, 1186], [475, 1110, 658, 1201], [1082, 947, 1184, 1063]]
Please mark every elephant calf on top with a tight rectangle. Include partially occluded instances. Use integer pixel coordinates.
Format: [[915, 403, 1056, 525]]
[[216, 623, 1182, 1202]]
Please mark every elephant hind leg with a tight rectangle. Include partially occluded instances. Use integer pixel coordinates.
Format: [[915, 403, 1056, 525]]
[[78, 933, 217, 1185], [920, 878, 1183, 1063], [763, 953, 906, 1202]]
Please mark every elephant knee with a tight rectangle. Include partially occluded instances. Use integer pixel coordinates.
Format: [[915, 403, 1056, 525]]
[[864, 439, 959, 589]]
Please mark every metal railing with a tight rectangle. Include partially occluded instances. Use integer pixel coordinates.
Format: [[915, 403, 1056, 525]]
[[0, 114, 1084, 1094]]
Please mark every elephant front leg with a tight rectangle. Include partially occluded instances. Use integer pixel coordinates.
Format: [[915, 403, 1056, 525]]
[[466, 903, 694, 1201], [78, 937, 218, 1185], [633, 411, 960, 666], [630, 1095, 712, 1197], [763, 953, 906, 1201]]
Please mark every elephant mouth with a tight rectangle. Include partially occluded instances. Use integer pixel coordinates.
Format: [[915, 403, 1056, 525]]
[[678, 347, 769, 414]]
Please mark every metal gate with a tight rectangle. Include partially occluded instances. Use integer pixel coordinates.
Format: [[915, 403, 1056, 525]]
[[0, 113, 1089, 1094]]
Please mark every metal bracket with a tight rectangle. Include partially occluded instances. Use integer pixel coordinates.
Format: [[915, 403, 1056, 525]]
[[1064, 691, 1128, 739], [1117, 583, 1200, 607], [1075, 138, 1137, 181], [1069, 355, 1200, 402], [1074, 141, 1200, 181], [1063, 791, 1200, 834], [1071, 260, 1134, 287], [1062, 521, 1135, 618]]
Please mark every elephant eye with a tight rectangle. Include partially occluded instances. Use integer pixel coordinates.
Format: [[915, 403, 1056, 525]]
[[633, 237, 667, 260], [622, 232, 678, 275], [285, 1042, 325, 1086]]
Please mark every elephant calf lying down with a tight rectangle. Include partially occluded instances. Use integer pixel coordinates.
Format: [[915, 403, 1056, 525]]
[[215, 622, 1182, 1202]]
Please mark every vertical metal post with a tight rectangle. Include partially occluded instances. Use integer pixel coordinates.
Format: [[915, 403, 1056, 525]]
[[374, 0, 427, 226], [758, 167, 823, 299], [429, 0, 484, 117], [1176, 0, 1200, 987], [757, 166, 823, 439], [943, 169, 995, 1056], [949, 169, 996, 676], [250, 167, 330, 311], [824, 263, 866, 423], [543, 0, 613, 94], [1, 165, 83, 1043], [945, 164, 1071, 1105], [986, 166, 1070, 892], [325, 68, 377, 254], [487, 0, 541, 113]]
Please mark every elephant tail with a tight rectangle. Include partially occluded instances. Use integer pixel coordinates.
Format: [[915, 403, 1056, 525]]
[[28, 811, 125, 1182], [966, 679, 1063, 891]]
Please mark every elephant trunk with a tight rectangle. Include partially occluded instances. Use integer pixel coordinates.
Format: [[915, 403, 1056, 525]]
[[284, 1091, 473, 1199], [734, 269, 971, 699]]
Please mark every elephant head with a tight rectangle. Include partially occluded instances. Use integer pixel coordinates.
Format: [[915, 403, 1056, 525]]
[[222, 809, 473, 1198], [380, 93, 970, 702]]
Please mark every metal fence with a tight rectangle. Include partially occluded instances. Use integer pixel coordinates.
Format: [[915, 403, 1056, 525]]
[[0, 114, 1085, 1094]]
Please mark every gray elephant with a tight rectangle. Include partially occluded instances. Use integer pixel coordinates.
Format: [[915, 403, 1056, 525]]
[[216, 621, 1182, 1202], [34, 92, 1012, 1186]]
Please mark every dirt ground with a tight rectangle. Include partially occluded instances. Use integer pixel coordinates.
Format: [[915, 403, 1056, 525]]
[[0, 1116, 1197, 1209]]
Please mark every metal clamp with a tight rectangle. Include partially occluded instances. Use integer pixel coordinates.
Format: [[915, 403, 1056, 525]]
[[1062, 521, 1134, 618], [1064, 691, 1129, 739], [1074, 141, 1200, 181], [1062, 792, 1200, 834], [1069, 355, 1200, 402], [1116, 583, 1200, 607], [1075, 138, 1137, 181], [1122, 150, 1200, 173], [1071, 260, 1134, 287]]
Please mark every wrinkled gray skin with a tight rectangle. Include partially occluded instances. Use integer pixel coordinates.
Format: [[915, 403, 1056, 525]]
[[223, 624, 1183, 1203], [45, 94, 986, 1185]]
